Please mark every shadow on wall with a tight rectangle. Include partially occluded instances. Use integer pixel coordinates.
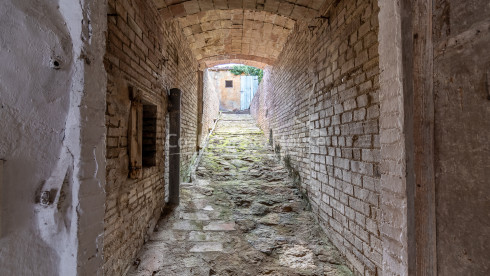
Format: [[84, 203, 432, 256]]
[[270, 134, 310, 212]]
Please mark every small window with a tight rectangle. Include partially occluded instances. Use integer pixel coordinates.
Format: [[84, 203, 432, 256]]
[[142, 104, 157, 167], [225, 80, 233, 88]]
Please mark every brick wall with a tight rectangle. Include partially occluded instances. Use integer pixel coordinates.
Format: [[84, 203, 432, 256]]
[[103, 0, 199, 274], [250, 0, 381, 275], [250, 66, 272, 134], [201, 69, 220, 145]]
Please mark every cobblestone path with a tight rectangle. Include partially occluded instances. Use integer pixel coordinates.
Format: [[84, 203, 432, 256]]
[[128, 114, 352, 276]]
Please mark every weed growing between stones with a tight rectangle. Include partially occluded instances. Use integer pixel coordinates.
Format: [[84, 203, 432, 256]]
[[283, 153, 311, 211]]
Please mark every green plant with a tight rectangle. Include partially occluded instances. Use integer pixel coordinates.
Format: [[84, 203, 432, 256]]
[[230, 65, 264, 83]]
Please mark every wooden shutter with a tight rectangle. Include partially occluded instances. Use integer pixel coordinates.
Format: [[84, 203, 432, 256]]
[[128, 86, 143, 179]]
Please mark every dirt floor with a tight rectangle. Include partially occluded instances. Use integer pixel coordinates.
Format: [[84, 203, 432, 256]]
[[127, 114, 353, 276]]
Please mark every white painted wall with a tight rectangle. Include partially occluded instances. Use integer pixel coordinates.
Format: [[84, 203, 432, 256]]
[[0, 0, 106, 275], [378, 1, 409, 275]]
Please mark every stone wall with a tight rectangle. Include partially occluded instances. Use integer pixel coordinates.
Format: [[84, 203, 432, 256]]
[[104, 0, 199, 274], [250, 0, 381, 274]]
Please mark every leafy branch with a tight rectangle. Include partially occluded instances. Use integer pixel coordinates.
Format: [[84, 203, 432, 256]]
[[230, 65, 264, 83]]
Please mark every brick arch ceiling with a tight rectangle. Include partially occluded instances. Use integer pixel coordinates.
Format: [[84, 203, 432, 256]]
[[153, 0, 325, 21], [201, 57, 269, 69], [152, 0, 329, 68], [179, 9, 295, 68]]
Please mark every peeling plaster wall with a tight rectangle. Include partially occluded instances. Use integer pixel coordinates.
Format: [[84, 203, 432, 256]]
[[218, 72, 242, 112], [206, 69, 242, 112], [0, 0, 107, 275]]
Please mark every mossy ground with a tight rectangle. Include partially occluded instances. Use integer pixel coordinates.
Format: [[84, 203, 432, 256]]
[[128, 114, 353, 276]]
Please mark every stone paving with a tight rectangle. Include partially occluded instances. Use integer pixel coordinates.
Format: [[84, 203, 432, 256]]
[[127, 114, 352, 276]]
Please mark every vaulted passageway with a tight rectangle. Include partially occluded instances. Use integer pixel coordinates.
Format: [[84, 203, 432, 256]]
[[1, 0, 489, 275]]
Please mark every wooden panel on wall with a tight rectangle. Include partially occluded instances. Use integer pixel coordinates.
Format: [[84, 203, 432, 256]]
[[128, 86, 143, 179]]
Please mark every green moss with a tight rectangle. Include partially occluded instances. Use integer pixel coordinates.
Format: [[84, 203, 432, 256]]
[[201, 155, 223, 173], [218, 207, 233, 220], [336, 264, 354, 276], [190, 220, 204, 230]]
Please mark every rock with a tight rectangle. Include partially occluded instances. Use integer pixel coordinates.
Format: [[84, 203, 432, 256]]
[[181, 212, 210, 221], [183, 256, 205, 268], [231, 196, 251, 207], [236, 219, 256, 232], [248, 239, 277, 255], [250, 203, 269, 216], [257, 198, 277, 206], [323, 264, 347, 276], [172, 220, 202, 231], [264, 174, 285, 182], [240, 249, 264, 264], [189, 242, 223, 252], [224, 186, 256, 196], [274, 236, 289, 245], [317, 251, 343, 265], [231, 159, 248, 168], [218, 160, 231, 166], [281, 204, 294, 212], [195, 186, 214, 196], [241, 157, 255, 162], [258, 213, 280, 225], [203, 221, 236, 231], [194, 179, 210, 186], [188, 231, 224, 242], [250, 225, 277, 239], [248, 169, 263, 177], [279, 245, 316, 270]]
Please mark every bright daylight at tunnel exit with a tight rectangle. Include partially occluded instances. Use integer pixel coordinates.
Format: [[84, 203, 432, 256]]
[[0, 0, 489, 275]]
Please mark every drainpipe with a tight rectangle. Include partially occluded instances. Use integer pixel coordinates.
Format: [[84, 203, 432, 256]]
[[168, 88, 181, 205]]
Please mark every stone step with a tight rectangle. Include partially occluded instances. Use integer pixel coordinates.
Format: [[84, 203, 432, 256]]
[[189, 242, 223, 253], [203, 221, 236, 231], [180, 212, 210, 221]]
